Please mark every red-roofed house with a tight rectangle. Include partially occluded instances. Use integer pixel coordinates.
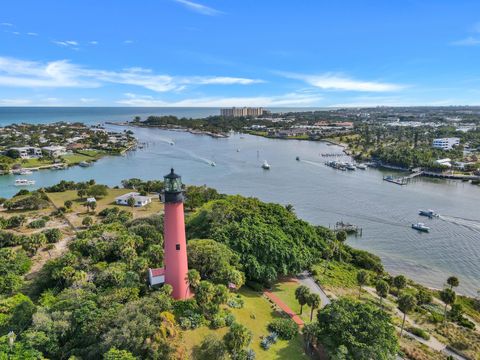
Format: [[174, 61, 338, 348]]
[[148, 268, 165, 286]]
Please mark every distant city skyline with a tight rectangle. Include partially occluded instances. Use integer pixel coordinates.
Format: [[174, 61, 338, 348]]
[[1, 0, 480, 107]]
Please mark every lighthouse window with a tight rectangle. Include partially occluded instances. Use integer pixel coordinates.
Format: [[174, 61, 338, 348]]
[[176, 244, 180, 250]]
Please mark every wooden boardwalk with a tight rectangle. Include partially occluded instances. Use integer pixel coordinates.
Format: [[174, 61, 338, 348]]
[[263, 290, 305, 327]]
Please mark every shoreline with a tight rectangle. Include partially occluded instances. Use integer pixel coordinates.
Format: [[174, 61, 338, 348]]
[[107, 121, 229, 138]]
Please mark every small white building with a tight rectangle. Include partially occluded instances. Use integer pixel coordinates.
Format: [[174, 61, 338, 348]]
[[115, 192, 152, 207], [86, 197, 96, 204], [148, 268, 165, 286], [435, 158, 452, 168], [432, 138, 460, 150], [42, 145, 67, 157]]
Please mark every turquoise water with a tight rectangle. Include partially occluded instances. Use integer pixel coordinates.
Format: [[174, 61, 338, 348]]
[[1, 108, 479, 296]]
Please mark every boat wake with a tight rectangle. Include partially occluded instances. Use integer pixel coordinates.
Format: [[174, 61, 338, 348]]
[[301, 160, 327, 168], [439, 215, 480, 233], [177, 148, 216, 167], [157, 136, 175, 145]]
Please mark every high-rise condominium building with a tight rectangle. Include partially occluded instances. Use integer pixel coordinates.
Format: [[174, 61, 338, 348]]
[[220, 107, 264, 117]]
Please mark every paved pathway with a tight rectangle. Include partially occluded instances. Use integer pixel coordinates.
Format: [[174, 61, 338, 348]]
[[363, 286, 467, 360], [297, 271, 331, 308], [263, 290, 305, 327]]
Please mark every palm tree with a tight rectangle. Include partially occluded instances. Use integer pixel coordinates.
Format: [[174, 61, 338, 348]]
[[335, 231, 347, 262], [295, 285, 310, 315], [307, 293, 321, 321], [375, 280, 389, 307], [356, 270, 369, 299], [323, 247, 333, 274], [398, 294, 417, 337], [440, 288, 456, 323], [446, 276, 459, 290]]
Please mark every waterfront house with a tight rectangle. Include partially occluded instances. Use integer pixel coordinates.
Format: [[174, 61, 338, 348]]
[[432, 137, 460, 150], [115, 192, 152, 207], [42, 145, 67, 157], [10, 146, 42, 159]]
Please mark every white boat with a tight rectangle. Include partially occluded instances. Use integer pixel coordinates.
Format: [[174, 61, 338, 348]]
[[356, 164, 367, 170], [262, 160, 270, 170], [412, 222, 430, 232], [15, 179, 35, 186], [419, 209, 439, 218], [210, 162, 216, 167], [346, 163, 356, 170], [20, 169, 33, 175], [79, 161, 91, 167]]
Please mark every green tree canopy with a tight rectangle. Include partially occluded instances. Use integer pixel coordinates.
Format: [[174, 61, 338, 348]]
[[312, 298, 398, 359]]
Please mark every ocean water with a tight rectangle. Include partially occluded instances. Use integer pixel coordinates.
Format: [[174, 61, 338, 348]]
[[1, 107, 479, 296]]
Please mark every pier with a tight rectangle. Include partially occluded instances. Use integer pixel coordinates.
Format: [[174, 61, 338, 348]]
[[383, 171, 423, 185], [334, 221, 363, 236]]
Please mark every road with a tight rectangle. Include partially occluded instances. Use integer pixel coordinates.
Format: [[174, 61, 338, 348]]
[[297, 271, 331, 308]]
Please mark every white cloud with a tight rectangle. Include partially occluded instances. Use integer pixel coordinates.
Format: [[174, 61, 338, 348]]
[[124, 40, 134, 44], [117, 92, 322, 107], [80, 97, 97, 103], [1, 22, 13, 27], [27, 32, 38, 36], [173, 0, 222, 16], [0, 56, 263, 92], [53, 40, 79, 47], [0, 98, 31, 106], [281, 72, 404, 92], [89, 41, 98, 45], [451, 36, 480, 46]]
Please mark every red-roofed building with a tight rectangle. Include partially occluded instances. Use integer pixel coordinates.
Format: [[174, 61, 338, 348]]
[[148, 268, 165, 286]]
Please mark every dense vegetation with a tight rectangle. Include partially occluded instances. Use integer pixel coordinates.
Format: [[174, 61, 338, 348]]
[[187, 196, 329, 285], [305, 298, 398, 359], [139, 115, 281, 134]]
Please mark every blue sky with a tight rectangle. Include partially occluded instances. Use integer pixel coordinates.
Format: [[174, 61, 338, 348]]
[[1, 0, 480, 107]]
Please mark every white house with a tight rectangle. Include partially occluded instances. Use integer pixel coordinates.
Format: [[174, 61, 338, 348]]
[[432, 138, 460, 150], [42, 145, 67, 157], [148, 268, 165, 286], [9, 146, 42, 159], [86, 197, 96, 204], [115, 192, 152, 207]]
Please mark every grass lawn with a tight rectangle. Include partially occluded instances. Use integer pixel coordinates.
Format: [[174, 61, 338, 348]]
[[18, 158, 54, 168], [47, 188, 164, 227], [312, 260, 359, 290], [269, 279, 317, 324], [182, 288, 308, 360]]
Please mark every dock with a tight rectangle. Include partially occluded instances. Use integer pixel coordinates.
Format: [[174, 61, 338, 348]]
[[334, 221, 363, 236], [383, 171, 423, 185]]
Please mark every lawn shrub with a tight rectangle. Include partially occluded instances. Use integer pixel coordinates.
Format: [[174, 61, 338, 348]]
[[267, 318, 298, 340]]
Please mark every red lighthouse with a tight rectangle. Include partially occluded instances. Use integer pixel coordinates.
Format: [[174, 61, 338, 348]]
[[162, 168, 191, 300]]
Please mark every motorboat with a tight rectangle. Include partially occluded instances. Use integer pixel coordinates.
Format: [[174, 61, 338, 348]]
[[356, 164, 367, 170], [210, 162, 216, 167], [296, 156, 300, 161], [419, 209, 439, 218], [79, 161, 91, 167], [346, 163, 356, 170], [412, 222, 430, 232], [262, 160, 270, 170], [12, 169, 32, 175], [15, 179, 35, 186]]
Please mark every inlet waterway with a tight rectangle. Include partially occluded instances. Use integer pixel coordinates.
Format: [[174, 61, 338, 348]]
[[1, 108, 479, 296]]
